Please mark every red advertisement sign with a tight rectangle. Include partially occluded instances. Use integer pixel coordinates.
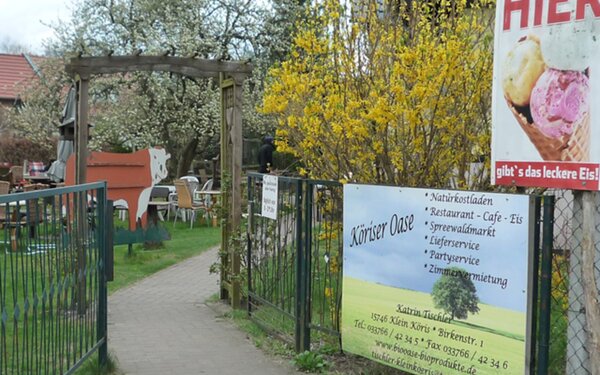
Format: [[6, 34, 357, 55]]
[[492, 0, 600, 190], [495, 161, 600, 190]]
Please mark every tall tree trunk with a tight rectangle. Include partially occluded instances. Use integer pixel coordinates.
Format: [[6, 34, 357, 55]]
[[176, 137, 199, 178]]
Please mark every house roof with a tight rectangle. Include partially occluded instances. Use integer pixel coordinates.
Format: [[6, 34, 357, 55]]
[[0, 53, 44, 101]]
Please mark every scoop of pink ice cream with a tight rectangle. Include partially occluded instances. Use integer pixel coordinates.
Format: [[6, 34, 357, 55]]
[[530, 69, 589, 138]]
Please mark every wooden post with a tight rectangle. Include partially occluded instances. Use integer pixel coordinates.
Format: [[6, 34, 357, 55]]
[[75, 78, 89, 185], [75, 77, 90, 315], [581, 191, 600, 374], [220, 76, 233, 301], [230, 78, 243, 309], [218, 76, 242, 308], [569, 191, 600, 374]]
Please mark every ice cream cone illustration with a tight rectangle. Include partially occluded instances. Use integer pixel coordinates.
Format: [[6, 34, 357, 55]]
[[502, 35, 591, 162], [506, 97, 589, 161]]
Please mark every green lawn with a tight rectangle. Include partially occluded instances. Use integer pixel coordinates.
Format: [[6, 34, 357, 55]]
[[109, 222, 221, 292], [342, 277, 528, 375]]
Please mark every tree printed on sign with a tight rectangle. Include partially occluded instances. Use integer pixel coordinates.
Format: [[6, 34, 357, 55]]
[[432, 267, 480, 320]]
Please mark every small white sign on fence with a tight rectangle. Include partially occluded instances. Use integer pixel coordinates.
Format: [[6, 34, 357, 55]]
[[261, 175, 278, 220]]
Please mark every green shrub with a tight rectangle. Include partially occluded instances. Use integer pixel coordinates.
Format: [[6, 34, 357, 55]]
[[0, 136, 56, 165]]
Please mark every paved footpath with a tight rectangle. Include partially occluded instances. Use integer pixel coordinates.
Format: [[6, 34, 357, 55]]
[[108, 247, 299, 375]]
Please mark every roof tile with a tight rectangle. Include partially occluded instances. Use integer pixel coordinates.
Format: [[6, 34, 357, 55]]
[[0, 53, 44, 101]]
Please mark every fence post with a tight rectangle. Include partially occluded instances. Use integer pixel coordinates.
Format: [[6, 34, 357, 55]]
[[247, 175, 253, 316], [295, 179, 310, 352], [302, 181, 313, 351], [580, 191, 600, 373], [529, 196, 542, 374], [568, 191, 600, 374], [220, 76, 232, 302], [568, 192, 593, 374], [537, 195, 554, 375], [97, 185, 108, 366]]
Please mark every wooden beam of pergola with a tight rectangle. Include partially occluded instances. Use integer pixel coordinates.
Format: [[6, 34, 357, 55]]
[[65, 55, 253, 185], [65, 55, 253, 81]]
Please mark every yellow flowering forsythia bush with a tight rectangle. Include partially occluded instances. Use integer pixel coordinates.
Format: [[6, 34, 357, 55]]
[[262, 0, 494, 188], [551, 254, 569, 313]]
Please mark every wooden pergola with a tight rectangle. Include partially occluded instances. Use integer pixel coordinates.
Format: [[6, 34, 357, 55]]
[[66, 55, 252, 307]]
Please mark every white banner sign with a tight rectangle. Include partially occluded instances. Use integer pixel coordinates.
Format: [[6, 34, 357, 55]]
[[342, 185, 533, 374], [261, 175, 278, 220]]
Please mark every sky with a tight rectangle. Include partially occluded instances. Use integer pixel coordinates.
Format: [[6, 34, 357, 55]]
[[0, 0, 72, 55]]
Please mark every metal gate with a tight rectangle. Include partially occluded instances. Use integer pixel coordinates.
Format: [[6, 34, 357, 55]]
[[0, 182, 109, 374], [246, 173, 343, 352]]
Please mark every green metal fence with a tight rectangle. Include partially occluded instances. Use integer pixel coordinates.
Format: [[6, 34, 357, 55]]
[[246, 177, 583, 374], [0, 182, 109, 374], [304, 180, 343, 349], [246, 173, 342, 352]]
